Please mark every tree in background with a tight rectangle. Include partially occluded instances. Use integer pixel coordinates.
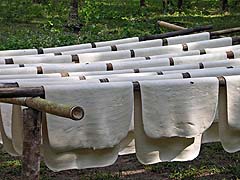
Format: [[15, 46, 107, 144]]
[[178, 0, 183, 10], [69, 0, 79, 23], [67, 0, 82, 33], [32, 0, 41, 3], [222, 0, 228, 11], [140, 0, 146, 7]]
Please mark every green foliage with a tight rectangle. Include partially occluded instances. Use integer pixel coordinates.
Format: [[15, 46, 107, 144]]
[[0, 0, 44, 22], [0, 0, 240, 50]]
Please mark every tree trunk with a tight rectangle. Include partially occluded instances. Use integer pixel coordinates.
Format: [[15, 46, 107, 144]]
[[140, 0, 145, 7], [222, 0, 228, 11], [68, 0, 81, 33], [178, 0, 183, 10], [21, 108, 41, 180], [69, 0, 79, 23]]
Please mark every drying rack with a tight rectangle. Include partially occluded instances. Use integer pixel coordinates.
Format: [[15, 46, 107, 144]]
[[0, 77, 227, 180]]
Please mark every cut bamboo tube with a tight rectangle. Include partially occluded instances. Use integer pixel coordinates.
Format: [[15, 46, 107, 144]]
[[25, 97, 84, 120], [0, 97, 84, 120]]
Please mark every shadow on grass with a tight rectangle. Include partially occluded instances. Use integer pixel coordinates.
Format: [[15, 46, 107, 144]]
[[0, 143, 239, 180]]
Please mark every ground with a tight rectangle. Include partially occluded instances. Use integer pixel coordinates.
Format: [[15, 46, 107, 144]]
[[0, 143, 240, 179]]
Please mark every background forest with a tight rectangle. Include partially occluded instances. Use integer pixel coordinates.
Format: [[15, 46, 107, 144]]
[[0, 0, 240, 179], [0, 0, 240, 50]]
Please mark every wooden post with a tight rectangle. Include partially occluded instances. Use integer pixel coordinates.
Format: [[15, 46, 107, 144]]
[[0, 97, 84, 120], [21, 108, 42, 180], [0, 87, 44, 98]]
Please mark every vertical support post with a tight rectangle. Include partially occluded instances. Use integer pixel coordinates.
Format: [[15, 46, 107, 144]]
[[21, 108, 42, 180]]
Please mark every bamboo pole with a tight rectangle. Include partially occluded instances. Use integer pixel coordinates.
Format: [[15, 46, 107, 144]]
[[211, 27, 240, 37], [21, 108, 41, 180], [0, 97, 84, 121], [139, 25, 213, 41], [0, 82, 19, 88], [217, 76, 226, 87], [157, 21, 186, 31], [232, 37, 240, 45], [0, 87, 44, 98], [156, 20, 240, 39]]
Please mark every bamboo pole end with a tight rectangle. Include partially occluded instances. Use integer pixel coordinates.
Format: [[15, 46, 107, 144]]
[[70, 106, 84, 120]]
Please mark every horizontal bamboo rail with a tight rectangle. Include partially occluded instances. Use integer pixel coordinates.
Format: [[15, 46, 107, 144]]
[[0, 97, 84, 120], [0, 82, 19, 88], [0, 86, 84, 120], [0, 87, 44, 98], [132, 76, 226, 90], [211, 27, 240, 37], [139, 25, 213, 41]]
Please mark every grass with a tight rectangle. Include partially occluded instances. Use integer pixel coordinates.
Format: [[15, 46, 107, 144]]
[[0, 0, 240, 50], [0, 0, 240, 179], [145, 144, 240, 179], [0, 143, 239, 179]]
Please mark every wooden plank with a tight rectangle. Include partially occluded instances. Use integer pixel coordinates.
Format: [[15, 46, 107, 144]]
[[211, 27, 240, 37]]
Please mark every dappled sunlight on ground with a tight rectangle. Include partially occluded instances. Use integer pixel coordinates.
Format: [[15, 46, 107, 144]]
[[0, 143, 239, 179]]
